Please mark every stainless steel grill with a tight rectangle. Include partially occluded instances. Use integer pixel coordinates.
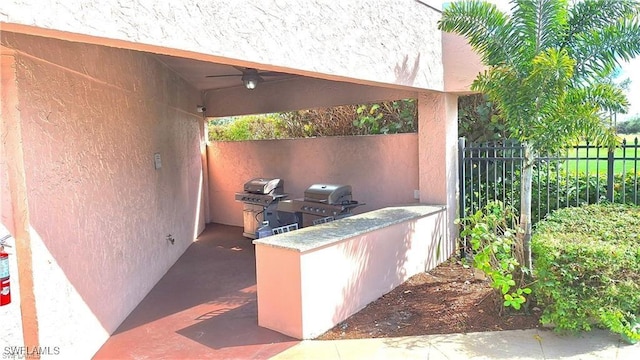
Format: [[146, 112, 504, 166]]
[[235, 178, 294, 238], [234, 178, 285, 206], [277, 183, 364, 226], [234, 193, 286, 206], [304, 184, 352, 204], [244, 178, 284, 195]]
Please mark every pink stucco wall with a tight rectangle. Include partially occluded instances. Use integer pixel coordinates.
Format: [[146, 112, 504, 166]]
[[0, 46, 27, 351], [1, 32, 205, 358], [418, 92, 459, 256], [442, 32, 485, 94], [207, 133, 420, 226], [205, 77, 418, 118], [255, 205, 447, 339]]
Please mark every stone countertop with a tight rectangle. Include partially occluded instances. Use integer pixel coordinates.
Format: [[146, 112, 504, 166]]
[[252, 204, 445, 253]]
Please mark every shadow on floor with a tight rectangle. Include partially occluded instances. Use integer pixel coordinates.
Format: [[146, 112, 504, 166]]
[[177, 300, 289, 349], [93, 224, 298, 359]]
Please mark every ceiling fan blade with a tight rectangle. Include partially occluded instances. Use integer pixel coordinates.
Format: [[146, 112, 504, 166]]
[[258, 71, 290, 77], [205, 74, 243, 78], [233, 66, 251, 72], [233, 65, 288, 76]]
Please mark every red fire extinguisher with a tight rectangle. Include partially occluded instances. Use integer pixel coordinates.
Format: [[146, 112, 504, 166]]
[[0, 240, 11, 306]]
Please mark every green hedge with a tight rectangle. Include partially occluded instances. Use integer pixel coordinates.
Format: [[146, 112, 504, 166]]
[[532, 204, 640, 342], [532, 170, 639, 223]]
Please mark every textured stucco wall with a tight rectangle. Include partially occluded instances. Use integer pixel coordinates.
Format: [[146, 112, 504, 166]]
[[418, 92, 458, 257], [206, 77, 418, 117], [298, 211, 445, 339], [442, 32, 485, 93], [207, 133, 420, 226], [255, 206, 447, 339], [1, 32, 205, 358], [0, 0, 444, 91], [0, 46, 27, 351]]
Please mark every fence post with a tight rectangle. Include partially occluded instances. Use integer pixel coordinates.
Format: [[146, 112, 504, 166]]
[[606, 149, 614, 202], [458, 137, 466, 220], [458, 137, 466, 259]]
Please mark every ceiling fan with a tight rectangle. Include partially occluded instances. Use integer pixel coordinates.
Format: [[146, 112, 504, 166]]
[[206, 66, 290, 90]]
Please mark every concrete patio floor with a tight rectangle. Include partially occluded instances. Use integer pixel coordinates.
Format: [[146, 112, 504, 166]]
[[93, 223, 640, 360], [93, 224, 299, 359]]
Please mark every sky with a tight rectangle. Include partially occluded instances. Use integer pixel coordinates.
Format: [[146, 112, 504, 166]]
[[438, 0, 640, 122], [619, 58, 640, 121]]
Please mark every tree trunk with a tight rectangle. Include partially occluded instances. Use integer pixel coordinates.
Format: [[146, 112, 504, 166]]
[[519, 142, 533, 270]]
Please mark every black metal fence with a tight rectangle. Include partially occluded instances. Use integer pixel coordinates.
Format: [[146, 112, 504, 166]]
[[458, 137, 640, 223]]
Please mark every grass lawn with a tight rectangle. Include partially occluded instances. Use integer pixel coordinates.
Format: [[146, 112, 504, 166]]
[[562, 133, 639, 175], [620, 133, 640, 143]]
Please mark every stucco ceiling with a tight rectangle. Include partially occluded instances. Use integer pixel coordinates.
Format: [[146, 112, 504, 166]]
[[153, 53, 298, 91]]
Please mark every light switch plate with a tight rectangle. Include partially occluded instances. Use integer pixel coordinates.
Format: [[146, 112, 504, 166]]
[[154, 153, 162, 169]]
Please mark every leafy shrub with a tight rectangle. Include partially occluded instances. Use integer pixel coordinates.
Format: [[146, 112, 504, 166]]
[[458, 94, 508, 143], [463, 167, 639, 223], [532, 204, 640, 342], [458, 201, 531, 312], [532, 168, 639, 220], [208, 99, 417, 141], [208, 114, 284, 141], [352, 100, 416, 135]]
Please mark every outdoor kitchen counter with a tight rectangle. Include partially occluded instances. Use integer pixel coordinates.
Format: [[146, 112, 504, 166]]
[[252, 204, 445, 252], [253, 204, 451, 339]]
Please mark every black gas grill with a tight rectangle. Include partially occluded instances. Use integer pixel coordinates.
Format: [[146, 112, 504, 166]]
[[235, 178, 292, 238], [277, 183, 364, 226], [234, 178, 286, 206]]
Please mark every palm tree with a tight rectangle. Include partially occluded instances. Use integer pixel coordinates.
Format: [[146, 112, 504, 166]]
[[439, 0, 640, 269]]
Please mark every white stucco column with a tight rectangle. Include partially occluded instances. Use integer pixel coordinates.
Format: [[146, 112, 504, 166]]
[[417, 91, 459, 258]]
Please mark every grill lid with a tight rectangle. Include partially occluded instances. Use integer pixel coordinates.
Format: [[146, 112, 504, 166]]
[[304, 184, 352, 204], [244, 178, 284, 195]]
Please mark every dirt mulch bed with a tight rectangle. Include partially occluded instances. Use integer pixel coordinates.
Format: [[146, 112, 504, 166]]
[[317, 258, 541, 340]]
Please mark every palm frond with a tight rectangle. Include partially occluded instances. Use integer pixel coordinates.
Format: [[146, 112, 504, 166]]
[[472, 67, 537, 141], [447, 0, 634, 153], [511, 0, 569, 57], [527, 48, 575, 92], [566, 0, 640, 42], [572, 18, 640, 81], [438, 1, 514, 67], [571, 108, 619, 150], [568, 83, 629, 114]]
